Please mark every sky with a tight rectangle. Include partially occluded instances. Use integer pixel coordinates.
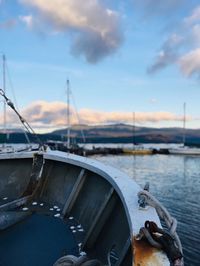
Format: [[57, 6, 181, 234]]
[[1, 0, 200, 132]]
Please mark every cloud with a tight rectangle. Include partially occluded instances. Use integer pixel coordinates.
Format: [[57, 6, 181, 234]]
[[148, 49, 177, 74], [0, 0, 16, 29], [19, 15, 34, 29], [148, 5, 200, 77], [0, 19, 16, 29], [150, 98, 157, 104], [179, 48, 200, 77], [148, 34, 183, 74], [19, 0, 123, 63], [134, 0, 186, 17], [79, 109, 182, 124], [21, 101, 71, 126], [0, 100, 185, 130], [184, 5, 200, 25]]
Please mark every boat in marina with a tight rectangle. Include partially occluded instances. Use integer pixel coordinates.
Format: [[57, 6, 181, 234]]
[[0, 149, 183, 266], [0, 79, 183, 266], [46, 79, 87, 156], [169, 103, 200, 155], [169, 145, 200, 155], [123, 146, 153, 155], [122, 113, 152, 155]]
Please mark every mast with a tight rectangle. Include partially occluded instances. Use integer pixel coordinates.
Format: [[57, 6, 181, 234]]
[[67, 79, 70, 149], [183, 102, 186, 146], [2, 54, 7, 141], [133, 111, 136, 148]]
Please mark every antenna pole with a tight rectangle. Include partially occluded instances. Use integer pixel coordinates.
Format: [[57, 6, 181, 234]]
[[67, 79, 70, 149]]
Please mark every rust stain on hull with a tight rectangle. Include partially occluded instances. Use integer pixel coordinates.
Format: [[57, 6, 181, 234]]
[[132, 237, 169, 266]]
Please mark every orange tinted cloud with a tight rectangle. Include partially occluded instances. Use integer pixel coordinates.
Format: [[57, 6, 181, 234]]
[[0, 100, 185, 130]]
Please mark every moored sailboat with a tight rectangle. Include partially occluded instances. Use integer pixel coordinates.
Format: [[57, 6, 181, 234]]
[[169, 103, 200, 155]]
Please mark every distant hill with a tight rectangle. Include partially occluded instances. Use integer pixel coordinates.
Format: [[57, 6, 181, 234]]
[[1, 123, 200, 144], [50, 124, 200, 144]]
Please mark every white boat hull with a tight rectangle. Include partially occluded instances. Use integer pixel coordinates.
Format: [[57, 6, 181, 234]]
[[169, 147, 200, 155], [0, 150, 171, 265]]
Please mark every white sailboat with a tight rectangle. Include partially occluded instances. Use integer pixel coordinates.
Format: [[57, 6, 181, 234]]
[[169, 103, 200, 155]]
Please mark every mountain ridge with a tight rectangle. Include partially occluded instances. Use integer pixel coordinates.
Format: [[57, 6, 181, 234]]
[[0, 123, 200, 144]]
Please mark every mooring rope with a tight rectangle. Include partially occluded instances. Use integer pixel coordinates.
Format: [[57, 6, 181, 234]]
[[138, 189, 184, 266], [138, 189, 182, 252], [53, 255, 102, 266]]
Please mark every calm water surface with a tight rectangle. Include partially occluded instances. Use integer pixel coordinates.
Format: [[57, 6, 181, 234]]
[[94, 154, 200, 266]]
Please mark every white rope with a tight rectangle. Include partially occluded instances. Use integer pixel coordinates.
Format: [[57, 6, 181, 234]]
[[53, 255, 101, 266], [138, 190, 183, 253]]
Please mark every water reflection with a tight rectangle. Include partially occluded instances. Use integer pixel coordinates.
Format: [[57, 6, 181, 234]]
[[95, 154, 200, 266]]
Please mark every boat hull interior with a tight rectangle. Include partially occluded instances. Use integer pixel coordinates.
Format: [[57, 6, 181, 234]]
[[0, 152, 133, 265]]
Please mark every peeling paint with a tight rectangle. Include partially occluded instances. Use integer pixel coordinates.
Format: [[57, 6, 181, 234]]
[[133, 237, 170, 266]]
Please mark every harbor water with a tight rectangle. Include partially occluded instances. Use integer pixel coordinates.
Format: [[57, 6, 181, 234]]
[[94, 152, 200, 266]]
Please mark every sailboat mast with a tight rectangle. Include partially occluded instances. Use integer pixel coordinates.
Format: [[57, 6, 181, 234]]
[[67, 79, 70, 149], [183, 102, 186, 146], [2, 54, 7, 139], [133, 111, 136, 148]]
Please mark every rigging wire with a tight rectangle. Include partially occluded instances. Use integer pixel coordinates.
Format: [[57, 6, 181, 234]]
[[70, 89, 86, 145], [5, 61, 19, 109], [57, 77, 86, 145], [0, 55, 31, 144], [0, 88, 44, 149], [4, 59, 31, 144]]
